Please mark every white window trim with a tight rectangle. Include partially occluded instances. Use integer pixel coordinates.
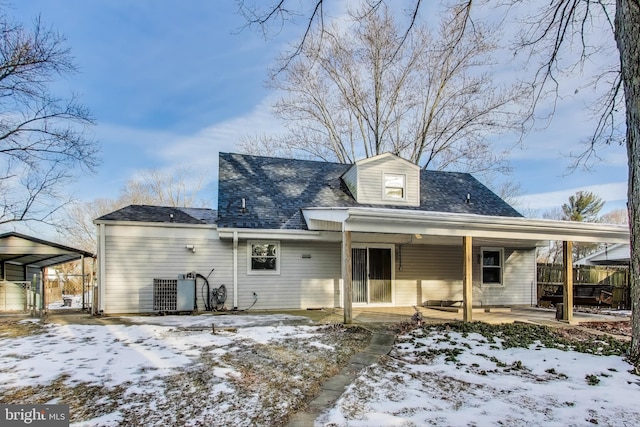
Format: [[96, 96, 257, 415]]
[[247, 240, 280, 275], [383, 172, 407, 201], [481, 247, 504, 287]]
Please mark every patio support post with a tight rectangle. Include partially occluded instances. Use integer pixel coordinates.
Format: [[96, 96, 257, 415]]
[[463, 236, 473, 322], [342, 230, 352, 324], [562, 241, 574, 322]]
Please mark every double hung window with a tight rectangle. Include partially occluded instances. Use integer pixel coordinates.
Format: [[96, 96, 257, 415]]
[[481, 248, 503, 286], [248, 241, 280, 274], [384, 174, 406, 200]]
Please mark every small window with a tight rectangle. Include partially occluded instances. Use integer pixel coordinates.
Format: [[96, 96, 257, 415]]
[[248, 241, 280, 274], [481, 248, 503, 285], [384, 173, 405, 200]]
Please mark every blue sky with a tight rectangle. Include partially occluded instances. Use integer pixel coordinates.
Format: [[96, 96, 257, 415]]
[[9, 1, 628, 218]]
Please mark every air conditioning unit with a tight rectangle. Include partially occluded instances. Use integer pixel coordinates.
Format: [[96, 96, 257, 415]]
[[153, 275, 195, 312]]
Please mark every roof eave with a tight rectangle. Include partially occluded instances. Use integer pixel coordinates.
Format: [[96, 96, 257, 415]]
[[302, 207, 630, 244], [93, 219, 217, 229]]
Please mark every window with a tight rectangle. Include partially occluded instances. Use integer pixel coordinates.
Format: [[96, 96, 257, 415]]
[[248, 241, 280, 274], [481, 248, 503, 285], [384, 173, 406, 200]]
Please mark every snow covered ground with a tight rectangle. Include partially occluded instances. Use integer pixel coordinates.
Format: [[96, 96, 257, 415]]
[[319, 324, 640, 426], [1, 314, 639, 426]]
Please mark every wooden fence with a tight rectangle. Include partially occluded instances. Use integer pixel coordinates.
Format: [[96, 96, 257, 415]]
[[537, 263, 630, 309]]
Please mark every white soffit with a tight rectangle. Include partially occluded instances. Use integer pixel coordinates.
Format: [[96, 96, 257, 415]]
[[302, 207, 629, 244], [302, 208, 349, 231]]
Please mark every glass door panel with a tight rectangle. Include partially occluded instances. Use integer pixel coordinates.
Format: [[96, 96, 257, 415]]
[[352, 248, 368, 303]]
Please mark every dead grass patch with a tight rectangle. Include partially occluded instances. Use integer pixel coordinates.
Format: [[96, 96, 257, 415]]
[[0, 324, 371, 427], [0, 319, 47, 338]]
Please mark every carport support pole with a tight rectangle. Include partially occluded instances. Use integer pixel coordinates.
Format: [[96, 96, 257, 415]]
[[562, 241, 574, 323], [342, 230, 352, 324], [463, 236, 473, 322]]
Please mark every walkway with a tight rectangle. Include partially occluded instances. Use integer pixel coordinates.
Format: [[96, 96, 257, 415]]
[[286, 326, 396, 427], [284, 305, 629, 426]]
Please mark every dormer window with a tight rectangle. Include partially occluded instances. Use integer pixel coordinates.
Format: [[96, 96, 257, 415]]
[[384, 173, 406, 200], [341, 153, 419, 206]]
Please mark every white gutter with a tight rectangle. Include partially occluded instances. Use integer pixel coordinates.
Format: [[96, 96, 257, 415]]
[[303, 207, 630, 244], [218, 228, 326, 240], [93, 219, 216, 230]]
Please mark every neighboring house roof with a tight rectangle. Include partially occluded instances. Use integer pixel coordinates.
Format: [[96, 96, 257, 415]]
[[217, 152, 522, 230], [575, 243, 630, 266], [0, 232, 94, 270], [95, 205, 217, 225]]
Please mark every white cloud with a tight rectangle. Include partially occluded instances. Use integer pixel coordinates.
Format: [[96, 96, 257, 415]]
[[81, 96, 285, 204], [515, 181, 627, 211], [155, 97, 284, 168]]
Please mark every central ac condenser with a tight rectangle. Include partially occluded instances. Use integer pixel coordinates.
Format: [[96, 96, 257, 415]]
[[153, 275, 195, 312]]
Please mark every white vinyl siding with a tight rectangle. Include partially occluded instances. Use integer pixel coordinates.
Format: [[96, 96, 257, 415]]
[[342, 165, 358, 200], [102, 225, 232, 313], [100, 222, 537, 312], [394, 244, 536, 307], [358, 158, 419, 206], [346, 155, 420, 207], [395, 245, 462, 306], [235, 240, 342, 310], [473, 248, 536, 307]]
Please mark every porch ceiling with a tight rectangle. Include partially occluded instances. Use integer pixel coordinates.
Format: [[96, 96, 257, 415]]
[[302, 207, 630, 244]]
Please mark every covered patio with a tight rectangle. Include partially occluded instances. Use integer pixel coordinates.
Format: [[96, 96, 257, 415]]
[[303, 207, 631, 324]]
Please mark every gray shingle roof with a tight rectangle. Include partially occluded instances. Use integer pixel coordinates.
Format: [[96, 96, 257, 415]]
[[217, 152, 522, 230], [96, 205, 217, 224]]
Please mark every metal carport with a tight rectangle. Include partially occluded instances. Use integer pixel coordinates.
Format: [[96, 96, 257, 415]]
[[0, 232, 95, 313]]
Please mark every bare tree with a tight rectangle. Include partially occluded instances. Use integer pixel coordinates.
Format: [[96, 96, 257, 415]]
[[61, 167, 210, 252], [240, 3, 528, 176], [506, 0, 640, 363], [0, 10, 98, 228], [119, 167, 207, 208], [601, 208, 628, 225]]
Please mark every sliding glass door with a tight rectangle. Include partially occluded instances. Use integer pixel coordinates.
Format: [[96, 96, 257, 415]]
[[351, 246, 393, 304]]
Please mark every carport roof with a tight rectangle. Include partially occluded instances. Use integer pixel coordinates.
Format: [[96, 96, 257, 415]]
[[0, 232, 94, 270]]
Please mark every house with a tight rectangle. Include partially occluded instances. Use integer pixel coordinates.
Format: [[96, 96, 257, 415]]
[[94, 152, 629, 321], [575, 243, 630, 266]]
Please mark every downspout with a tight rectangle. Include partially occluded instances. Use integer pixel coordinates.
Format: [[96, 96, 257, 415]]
[[233, 231, 238, 309], [81, 254, 85, 312], [98, 223, 106, 314]]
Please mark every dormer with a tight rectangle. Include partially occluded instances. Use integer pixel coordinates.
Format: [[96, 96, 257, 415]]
[[342, 153, 421, 207]]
